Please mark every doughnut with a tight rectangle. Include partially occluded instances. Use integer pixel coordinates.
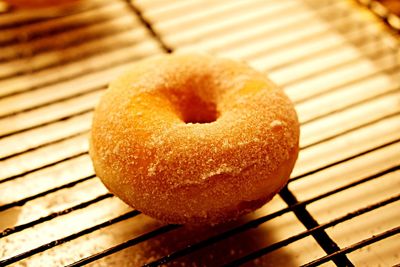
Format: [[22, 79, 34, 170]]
[[89, 54, 300, 224]]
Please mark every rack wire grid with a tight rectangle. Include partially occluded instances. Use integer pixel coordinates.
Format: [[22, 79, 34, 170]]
[[0, 0, 399, 266]]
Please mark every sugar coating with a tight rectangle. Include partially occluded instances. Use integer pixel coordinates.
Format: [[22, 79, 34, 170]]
[[89, 53, 300, 224], [270, 120, 283, 127]]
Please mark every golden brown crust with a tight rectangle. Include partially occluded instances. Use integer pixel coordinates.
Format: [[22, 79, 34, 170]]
[[90, 54, 300, 224]]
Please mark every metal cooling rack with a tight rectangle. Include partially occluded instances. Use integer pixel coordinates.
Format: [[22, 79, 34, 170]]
[[0, 0, 399, 266]]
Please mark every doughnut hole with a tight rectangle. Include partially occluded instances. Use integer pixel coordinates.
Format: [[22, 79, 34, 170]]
[[164, 89, 219, 124]]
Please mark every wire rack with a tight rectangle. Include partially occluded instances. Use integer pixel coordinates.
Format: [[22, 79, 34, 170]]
[[0, 0, 399, 266]]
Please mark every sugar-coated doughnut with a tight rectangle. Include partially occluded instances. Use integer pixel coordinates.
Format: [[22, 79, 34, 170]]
[[90, 54, 300, 224]]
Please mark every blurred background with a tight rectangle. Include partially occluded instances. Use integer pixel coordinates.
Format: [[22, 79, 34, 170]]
[[0, 0, 399, 266]]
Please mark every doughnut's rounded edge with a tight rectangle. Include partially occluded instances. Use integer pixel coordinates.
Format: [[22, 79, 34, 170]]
[[90, 53, 300, 225]]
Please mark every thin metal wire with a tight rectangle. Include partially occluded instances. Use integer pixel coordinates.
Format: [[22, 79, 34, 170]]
[[0, 3, 125, 46], [0, 25, 396, 161], [279, 187, 353, 266], [0, 129, 90, 161], [243, 15, 354, 62], [300, 111, 400, 150], [0, 107, 93, 138], [66, 224, 181, 267], [0, 112, 394, 248], [0, 71, 397, 265], [0, 1, 398, 266], [0, 174, 95, 212], [223, 194, 400, 266], [0, 193, 113, 238], [0, 0, 347, 100], [124, 0, 171, 53], [302, 226, 400, 267], [355, 0, 400, 33], [0, 0, 392, 118], [0, 16, 135, 65], [5, 26, 393, 139], [0, 2, 110, 30], [79, 165, 399, 266], [279, 45, 394, 88], [3, 104, 396, 185], [290, 138, 400, 183], [2, 49, 390, 143], [0, 53, 130, 100], [212, 3, 341, 54], [0, 160, 400, 264], [266, 22, 378, 72], [0, 85, 103, 119], [0, 151, 89, 184], [0, 29, 149, 86], [0, 210, 141, 266], [0, 104, 399, 176], [0, 71, 399, 144], [292, 63, 398, 105], [300, 83, 400, 125], [1, 55, 396, 167], [2, 128, 397, 222]]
